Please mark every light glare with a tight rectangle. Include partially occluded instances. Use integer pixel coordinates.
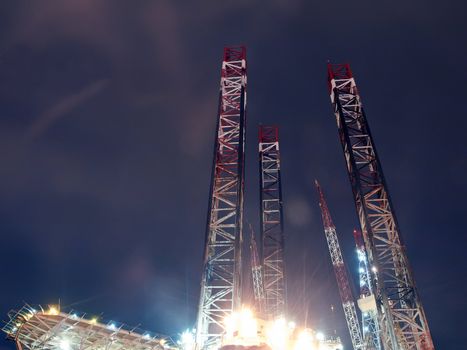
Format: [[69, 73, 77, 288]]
[[266, 318, 288, 350], [47, 306, 59, 315], [59, 339, 71, 350], [315, 332, 325, 341], [180, 330, 194, 350], [294, 329, 314, 350]]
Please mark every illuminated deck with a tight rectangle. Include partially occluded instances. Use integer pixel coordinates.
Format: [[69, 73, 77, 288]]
[[2, 305, 176, 350]]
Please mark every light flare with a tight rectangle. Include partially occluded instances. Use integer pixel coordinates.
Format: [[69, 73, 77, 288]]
[[47, 306, 59, 315], [224, 308, 258, 345], [266, 318, 289, 350], [179, 329, 195, 350], [294, 329, 315, 350]]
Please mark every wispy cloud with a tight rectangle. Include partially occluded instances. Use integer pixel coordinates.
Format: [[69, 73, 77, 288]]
[[24, 79, 108, 142]]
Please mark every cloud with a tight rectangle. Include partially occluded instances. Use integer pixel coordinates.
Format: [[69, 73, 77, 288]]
[[285, 195, 313, 228], [119, 255, 156, 287], [9, 1, 117, 50], [23, 79, 108, 142]]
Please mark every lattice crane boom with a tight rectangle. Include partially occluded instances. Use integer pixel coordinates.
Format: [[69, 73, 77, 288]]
[[315, 180, 364, 350], [196, 46, 247, 350], [328, 63, 434, 350], [354, 229, 382, 350], [259, 125, 286, 320]]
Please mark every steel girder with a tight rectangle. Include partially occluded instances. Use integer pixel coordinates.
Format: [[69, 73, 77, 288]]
[[328, 64, 434, 350], [196, 47, 247, 350], [354, 229, 382, 350], [259, 125, 286, 320], [315, 182, 364, 350]]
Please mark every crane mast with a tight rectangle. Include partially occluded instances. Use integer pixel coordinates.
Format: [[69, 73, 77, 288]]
[[196, 47, 247, 350], [249, 223, 266, 314], [328, 63, 434, 350], [315, 181, 363, 350], [259, 125, 286, 320], [354, 229, 382, 350]]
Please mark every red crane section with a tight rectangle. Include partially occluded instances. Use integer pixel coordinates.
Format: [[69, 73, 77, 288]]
[[315, 180, 363, 350]]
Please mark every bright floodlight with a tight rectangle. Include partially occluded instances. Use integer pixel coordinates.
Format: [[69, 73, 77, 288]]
[[2, 304, 176, 350], [315, 332, 325, 341], [180, 330, 195, 350], [294, 329, 314, 350], [59, 338, 71, 350], [47, 306, 59, 315], [223, 308, 259, 346], [266, 318, 289, 350], [239, 308, 257, 339]]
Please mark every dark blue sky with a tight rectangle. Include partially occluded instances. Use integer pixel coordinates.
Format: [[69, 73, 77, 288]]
[[0, 1, 466, 349]]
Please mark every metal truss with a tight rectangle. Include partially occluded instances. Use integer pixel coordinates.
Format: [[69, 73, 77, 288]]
[[259, 125, 286, 320], [196, 47, 247, 350], [248, 223, 266, 314], [2, 304, 173, 350], [328, 63, 434, 350], [354, 229, 382, 350], [315, 181, 364, 350]]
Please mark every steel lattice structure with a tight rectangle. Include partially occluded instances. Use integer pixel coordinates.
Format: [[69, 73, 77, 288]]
[[196, 46, 247, 350], [248, 223, 266, 314], [2, 304, 174, 350], [354, 229, 382, 350], [315, 181, 363, 350], [259, 125, 286, 320], [328, 63, 434, 350]]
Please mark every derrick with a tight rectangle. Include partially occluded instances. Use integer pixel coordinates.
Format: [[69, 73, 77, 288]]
[[196, 47, 247, 350], [328, 63, 434, 350], [259, 125, 286, 320]]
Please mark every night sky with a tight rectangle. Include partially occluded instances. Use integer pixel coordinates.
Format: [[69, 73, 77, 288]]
[[0, 1, 466, 349]]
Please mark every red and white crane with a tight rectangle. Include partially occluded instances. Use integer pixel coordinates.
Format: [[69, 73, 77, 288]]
[[328, 63, 435, 350], [196, 46, 247, 350], [315, 180, 363, 350]]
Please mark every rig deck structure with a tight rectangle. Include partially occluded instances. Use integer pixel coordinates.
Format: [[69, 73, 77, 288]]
[[2, 304, 176, 350]]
